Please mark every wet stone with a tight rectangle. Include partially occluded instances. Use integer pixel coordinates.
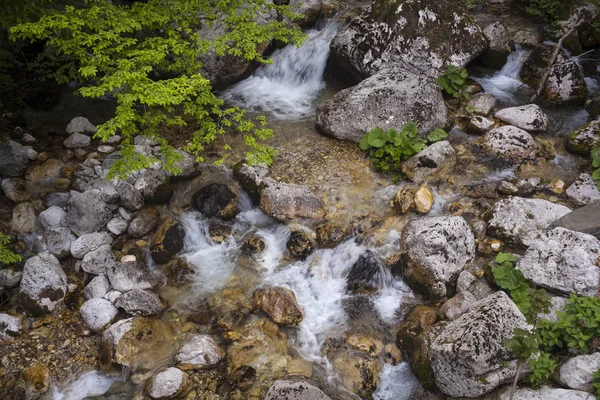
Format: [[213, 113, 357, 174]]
[[176, 334, 224, 370], [193, 183, 240, 220], [286, 230, 315, 258], [253, 286, 304, 326], [114, 289, 164, 316], [80, 298, 118, 332]]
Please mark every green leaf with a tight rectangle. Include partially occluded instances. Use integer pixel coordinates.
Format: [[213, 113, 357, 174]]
[[592, 168, 600, 181], [426, 128, 448, 143], [459, 68, 468, 78], [367, 128, 387, 148], [359, 133, 371, 150], [402, 122, 418, 138], [496, 252, 518, 264]]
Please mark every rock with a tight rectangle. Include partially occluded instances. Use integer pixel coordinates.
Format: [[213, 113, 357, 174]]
[[566, 173, 600, 205], [429, 291, 527, 397], [40, 226, 73, 258], [66, 190, 112, 236], [253, 286, 304, 326], [66, 116, 97, 134], [0, 269, 22, 288], [19, 253, 67, 315], [80, 298, 118, 332], [538, 295, 568, 323], [462, 115, 495, 135], [10, 202, 36, 235], [23, 363, 50, 397], [439, 291, 477, 320], [315, 223, 349, 247], [114, 289, 164, 316], [63, 133, 91, 149], [329, 0, 487, 81], [25, 158, 64, 190], [513, 30, 542, 48], [286, 230, 315, 258], [475, 125, 541, 162], [543, 61, 588, 105], [401, 141, 456, 184], [414, 186, 434, 214], [264, 380, 331, 400], [549, 202, 600, 239], [487, 197, 571, 246], [82, 244, 116, 275], [566, 119, 600, 155], [73, 178, 119, 204], [0, 140, 30, 177], [497, 386, 593, 399], [494, 104, 549, 132], [394, 184, 416, 214], [346, 250, 382, 293], [559, 352, 600, 391], [233, 161, 268, 202], [557, 2, 600, 53], [107, 217, 128, 235], [146, 367, 190, 400], [0, 313, 22, 341], [1, 178, 30, 202], [105, 290, 122, 303], [468, 94, 497, 115], [522, 44, 569, 90], [290, 0, 324, 26], [480, 22, 510, 68], [316, 69, 447, 143], [329, 349, 380, 398], [116, 181, 144, 211], [150, 219, 185, 264], [176, 334, 223, 370], [44, 192, 70, 208], [400, 215, 475, 300], [22, 133, 36, 143], [192, 183, 239, 220], [134, 170, 173, 204], [242, 236, 266, 254], [260, 179, 325, 221], [71, 232, 113, 258], [516, 227, 600, 297], [84, 275, 111, 300], [107, 258, 155, 292], [456, 270, 476, 293], [127, 208, 159, 238], [38, 206, 67, 228]]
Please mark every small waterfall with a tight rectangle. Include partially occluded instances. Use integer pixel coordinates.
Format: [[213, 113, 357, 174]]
[[50, 371, 117, 400], [221, 20, 340, 119]]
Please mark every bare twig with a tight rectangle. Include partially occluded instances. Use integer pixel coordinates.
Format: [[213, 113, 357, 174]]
[[509, 361, 524, 400]]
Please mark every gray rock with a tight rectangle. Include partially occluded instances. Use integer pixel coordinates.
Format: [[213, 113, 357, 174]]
[[38, 206, 67, 228], [488, 197, 571, 246], [97, 145, 113, 153], [480, 22, 510, 68], [265, 380, 331, 400], [559, 352, 600, 392], [63, 133, 92, 149], [147, 367, 189, 400], [330, 0, 487, 80], [127, 208, 159, 238], [114, 289, 163, 316], [192, 183, 240, 220], [80, 298, 118, 332], [1, 178, 30, 202], [316, 69, 447, 143], [107, 258, 155, 292], [176, 334, 224, 370], [0, 313, 23, 341], [66, 190, 112, 236], [118, 207, 132, 222], [543, 61, 588, 106], [456, 270, 476, 293], [557, 2, 600, 52], [495, 386, 593, 400], [22, 133, 36, 143], [107, 217, 128, 235], [429, 291, 527, 397], [24, 147, 38, 161], [163, 150, 197, 179], [513, 30, 542, 48], [44, 192, 70, 208], [462, 116, 495, 135], [401, 141, 456, 184], [0, 269, 22, 288], [566, 173, 600, 206], [567, 119, 600, 155], [73, 178, 119, 204], [400, 215, 475, 300], [516, 227, 600, 297], [494, 104, 549, 132], [19, 253, 67, 315], [259, 179, 325, 221], [134, 170, 172, 204], [66, 116, 97, 134], [116, 181, 144, 211], [549, 202, 600, 239], [468, 94, 497, 115], [10, 202, 36, 235], [440, 291, 477, 320], [538, 295, 568, 323], [104, 290, 122, 303], [475, 126, 541, 162], [40, 227, 74, 258], [84, 275, 111, 300], [233, 161, 269, 202], [70, 232, 113, 259], [0, 140, 30, 177], [82, 244, 116, 275]]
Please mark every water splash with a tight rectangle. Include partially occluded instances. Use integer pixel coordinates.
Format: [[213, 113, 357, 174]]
[[373, 363, 420, 400], [50, 371, 117, 400], [221, 20, 340, 119]]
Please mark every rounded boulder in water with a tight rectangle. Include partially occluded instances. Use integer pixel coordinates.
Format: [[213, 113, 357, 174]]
[[192, 183, 239, 220], [253, 286, 304, 326]]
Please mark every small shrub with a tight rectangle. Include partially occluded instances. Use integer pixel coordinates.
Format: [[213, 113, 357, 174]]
[[435, 65, 469, 104], [358, 122, 447, 173], [591, 147, 600, 190], [0, 234, 22, 265], [592, 369, 600, 398]]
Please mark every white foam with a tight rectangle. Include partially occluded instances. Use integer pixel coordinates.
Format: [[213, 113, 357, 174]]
[[373, 362, 420, 400], [51, 371, 116, 400]]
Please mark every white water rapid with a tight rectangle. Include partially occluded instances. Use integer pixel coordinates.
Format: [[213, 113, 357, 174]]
[[221, 20, 340, 119]]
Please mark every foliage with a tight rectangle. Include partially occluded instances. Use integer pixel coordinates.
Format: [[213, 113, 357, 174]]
[[593, 369, 600, 398], [492, 252, 532, 315], [0, 234, 22, 265], [524, 352, 557, 387], [8, 0, 305, 178], [435, 65, 470, 104], [591, 147, 600, 190], [521, 0, 576, 25], [358, 123, 448, 173]]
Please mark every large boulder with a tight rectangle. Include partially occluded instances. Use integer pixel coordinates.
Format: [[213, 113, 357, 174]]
[[264, 380, 331, 400], [543, 61, 588, 105], [176, 334, 224, 370], [401, 141, 456, 184], [559, 352, 600, 391], [115, 181, 144, 211], [192, 183, 239, 220], [66, 116, 97, 134], [329, 0, 487, 81], [127, 208, 160, 238], [516, 227, 600, 297], [81, 244, 116, 275], [63, 133, 91, 149], [315, 69, 447, 143], [134, 170, 173, 204], [494, 104, 549, 133], [19, 253, 68, 315], [480, 22, 510, 68], [253, 286, 304, 326], [550, 202, 600, 239], [0, 140, 30, 177], [487, 197, 571, 246], [429, 291, 527, 397], [475, 126, 541, 162], [65, 190, 112, 236], [233, 161, 268, 203], [400, 215, 475, 300], [566, 173, 600, 206], [566, 119, 600, 155], [259, 179, 325, 221], [557, 2, 600, 53], [107, 257, 156, 292]]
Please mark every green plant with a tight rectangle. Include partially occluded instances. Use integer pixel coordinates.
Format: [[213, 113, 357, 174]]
[[525, 352, 556, 387], [591, 147, 600, 190], [0, 234, 22, 265], [522, 0, 576, 25], [492, 252, 531, 314], [435, 65, 469, 104], [358, 122, 447, 173], [592, 368, 600, 398], [8, 0, 305, 178]]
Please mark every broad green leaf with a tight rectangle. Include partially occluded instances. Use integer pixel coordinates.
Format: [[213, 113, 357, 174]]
[[426, 128, 448, 143]]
